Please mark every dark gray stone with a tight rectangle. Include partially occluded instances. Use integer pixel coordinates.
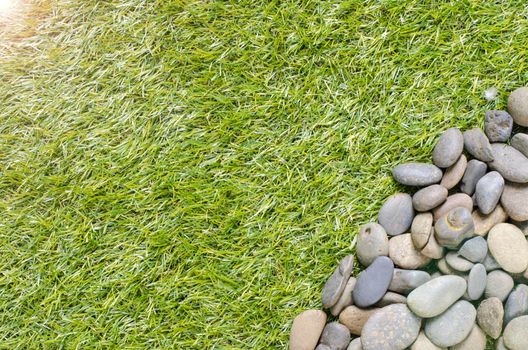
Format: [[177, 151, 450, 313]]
[[412, 185, 448, 212], [433, 127, 464, 168], [356, 223, 389, 267], [459, 236, 488, 263], [504, 284, 528, 325], [489, 143, 528, 183], [319, 322, 351, 350], [434, 207, 474, 248], [392, 163, 443, 187], [467, 263, 487, 300], [475, 171, 504, 214], [378, 193, 415, 236], [485, 110, 513, 142], [322, 255, 355, 308], [424, 300, 476, 348], [460, 159, 487, 195], [463, 128, 494, 162], [388, 269, 431, 295], [353, 256, 394, 308]]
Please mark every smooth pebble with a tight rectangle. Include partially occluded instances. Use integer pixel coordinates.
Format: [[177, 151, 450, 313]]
[[356, 223, 389, 267], [432, 127, 464, 168], [353, 256, 394, 308], [378, 193, 415, 236], [460, 159, 487, 195], [475, 171, 504, 214], [392, 163, 443, 187], [424, 300, 476, 348], [289, 309, 327, 350], [322, 255, 355, 308], [389, 233, 431, 269], [463, 128, 494, 162]]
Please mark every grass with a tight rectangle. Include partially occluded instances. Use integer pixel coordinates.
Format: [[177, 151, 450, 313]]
[[0, 0, 526, 348]]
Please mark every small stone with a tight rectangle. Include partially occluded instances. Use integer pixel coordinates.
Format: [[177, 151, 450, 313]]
[[485, 110, 513, 142], [420, 229, 444, 259], [507, 86, 528, 127], [389, 268, 431, 295], [353, 256, 394, 308], [450, 324, 486, 350], [410, 331, 446, 350], [511, 133, 528, 158], [504, 284, 528, 325], [458, 236, 488, 263], [389, 233, 431, 269], [472, 205, 508, 236], [503, 315, 528, 350], [392, 163, 443, 187], [361, 304, 421, 350], [501, 182, 528, 221], [346, 338, 362, 350], [407, 275, 467, 318], [432, 127, 464, 168], [375, 291, 407, 307], [434, 207, 474, 248], [356, 223, 389, 267], [437, 257, 458, 275], [482, 253, 501, 272], [289, 309, 327, 350], [411, 213, 433, 250], [378, 193, 415, 236], [424, 300, 476, 348], [412, 185, 448, 212], [477, 297, 504, 339], [441, 155, 467, 190], [467, 264, 486, 300], [488, 223, 528, 273], [330, 277, 356, 316], [319, 322, 351, 350], [445, 252, 474, 272], [489, 143, 528, 183], [485, 270, 514, 302], [463, 128, 494, 162], [460, 160, 488, 195], [432, 193, 474, 221], [475, 171, 504, 214], [339, 305, 378, 336], [322, 255, 355, 308]]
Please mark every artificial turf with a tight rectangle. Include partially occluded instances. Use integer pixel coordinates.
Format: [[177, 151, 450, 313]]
[[0, 0, 527, 348]]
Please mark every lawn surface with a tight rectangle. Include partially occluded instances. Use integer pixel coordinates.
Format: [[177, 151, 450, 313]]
[[0, 0, 527, 348]]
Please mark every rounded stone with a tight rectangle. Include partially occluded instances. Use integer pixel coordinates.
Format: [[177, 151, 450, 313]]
[[477, 297, 504, 339], [289, 309, 327, 350], [356, 223, 389, 267], [361, 304, 422, 350], [434, 207, 475, 248], [407, 275, 467, 318], [504, 284, 528, 325], [353, 256, 394, 308], [322, 255, 355, 308], [445, 252, 474, 272], [482, 253, 501, 272], [450, 324, 486, 350], [424, 300, 476, 348], [339, 305, 378, 336], [375, 291, 407, 307], [488, 223, 528, 273], [389, 269, 431, 295], [433, 127, 464, 168], [411, 213, 433, 250], [347, 338, 362, 350], [467, 264, 486, 300], [437, 257, 458, 275], [410, 331, 446, 350], [319, 322, 351, 350], [511, 133, 528, 158], [378, 193, 415, 236], [432, 193, 474, 222], [330, 277, 356, 316], [475, 171, 504, 215], [485, 110, 513, 142], [501, 182, 528, 221], [507, 86, 528, 127], [412, 185, 448, 212], [461, 160, 488, 196], [420, 229, 444, 259], [441, 155, 467, 190], [463, 128, 494, 162], [392, 163, 443, 187], [389, 234, 431, 269], [489, 143, 528, 183], [458, 236, 488, 263], [485, 270, 514, 302], [503, 315, 528, 350], [472, 205, 508, 236]]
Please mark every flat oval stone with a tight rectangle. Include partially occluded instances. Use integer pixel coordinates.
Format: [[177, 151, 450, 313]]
[[504, 284, 528, 325], [432, 193, 473, 222], [331, 277, 357, 316], [441, 155, 467, 190], [475, 171, 504, 214], [407, 275, 467, 318], [450, 324, 486, 350], [412, 185, 448, 212], [445, 252, 474, 272], [289, 309, 327, 350], [389, 233, 431, 269], [392, 163, 443, 187], [389, 269, 431, 295], [376, 291, 407, 307], [503, 315, 528, 350], [347, 338, 362, 350], [460, 159, 488, 195], [458, 236, 488, 263], [361, 304, 422, 350], [488, 223, 528, 273], [353, 256, 394, 308], [424, 300, 476, 348], [319, 322, 350, 350], [410, 331, 446, 350], [489, 143, 528, 183], [420, 229, 444, 259], [485, 110, 513, 142], [356, 223, 389, 267], [477, 297, 504, 339], [501, 182, 528, 221], [411, 213, 433, 250], [467, 264, 486, 300], [378, 193, 414, 236], [512, 133, 528, 158], [463, 128, 494, 162], [322, 255, 355, 308], [508, 86, 528, 127], [434, 207, 474, 248], [485, 270, 514, 302], [339, 305, 378, 336], [472, 205, 508, 236], [433, 127, 464, 168]]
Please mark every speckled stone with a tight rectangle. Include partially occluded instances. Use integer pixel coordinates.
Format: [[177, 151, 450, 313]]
[[375, 292, 407, 307], [485, 270, 514, 302], [467, 264, 486, 300], [347, 338, 362, 350], [488, 223, 528, 273], [289, 309, 327, 350], [389, 269, 431, 295], [477, 297, 504, 339], [339, 305, 378, 336], [508, 86, 528, 127], [353, 256, 394, 308], [412, 185, 448, 212], [378, 193, 415, 236], [356, 223, 389, 267], [389, 233, 431, 269], [433, 128, 464, 168], [460, 160, 487, 195], [445, 252, 474, 272], [450, 324, 486, 350], [411, 213, 433, 250], [504, 284, 528, 326], [489, 143, 528, 183], [420, 229, 444, 259], [392, 163, 443, 187], [485, 110, 513, 142], [463, 128, 494, 162], [472, 205, 508, 236], [459, 236, 488, 263], [319, 322, 351, 350], [425, 300, 476, 348], [503, 315, 528, 350], [512, 133, 528, 158], [434, 207, 474, 248], [322, 255, 355, 308], [501, 182, 528, 221], [441, 155, 467, 190], [330, 277, 356, 316], [475, 171, 504, 214], [410, 331, 446, 350], [432, 193, 474, 222], [361, 304, 422, 350]]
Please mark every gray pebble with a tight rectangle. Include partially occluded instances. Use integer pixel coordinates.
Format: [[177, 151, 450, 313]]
[[412, 185, 448, 212], [508, 86, 528, 127], [477, 297, 504, 339], [322, 255, 355, 308], [485, 270, 514, 302], [392, 163, 443, 187], [378, 193, 415, 236], [450, 324, 486, 350], [504, 284, 528, 325], [475, 171, 504, 214], [503, 315, 528, 350], [460, 159, 488, 195], [463, 128, 494, 162], [389, 233, 431, 269], [356, 223, 389, 267], [347, 338, 362, 350], [389, 268, 431, 295], [445, 252, 474, 272], [330, 277, 356, 316], [420, 229, 444, 259], [319, 322, 351, 350], [437, 257, 458, 275], [433, 127, 464, 168], [482, 253, 501, 272], [433, 193, 474, 221], [467, 263, 486, 300], [501, 182, 528, 221], [458, 236, 488, 263], [353, 256, 394, 308], [434, 207, 474, 248], [424, 300, 476, 348], [375, 291, 407, 307], [489, 143, 528, 183], [511, 133, 528, 158], [410, 331, 445, 350], [485, 110, 513, 142], [411, 213, 433, 250], [441, 155, 467, 190]]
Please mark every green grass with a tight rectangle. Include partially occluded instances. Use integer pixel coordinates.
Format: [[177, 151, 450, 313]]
[[0, 0, 526, 348]]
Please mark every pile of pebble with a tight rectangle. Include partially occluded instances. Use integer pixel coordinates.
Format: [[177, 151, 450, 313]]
[[289, 87, 528, 350]]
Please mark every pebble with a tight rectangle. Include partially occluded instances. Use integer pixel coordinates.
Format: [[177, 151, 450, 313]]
[[375, 291, 407, 307], [392, 163, 443, 187], [411, 213, 433, 250], [322, 255, 355, 308], [445, 252, 474, 272], [432, 193, 474, 222], [460, 159, 488, 195], [330, 277, 356, 316], [488, 223, 528, 273], [485, 110, 513, 142], [501, 182, 528, 221], [339, 306, 378, 336], [507, 86, 528, 127], [289, 309, 327, 350], [346, 338, 362, 350], [511, 133, 528, 158], [482, 253, 501, 272], [389, 233, 431, 269], [432, 127, 464, 168], [360, 304, 421, 350], [356, 223, 389, 267], [450, 324, 486, 350], [496, 337, 508, 350], [477, 297, 504, 339], [489, 143, 528, 183], [319, 322, 351, 350], [420, 230, 444, 259], [424, 300, 476, 348], [458, 236, 488, 263], [503, 315, 528, 350], [485, 270, 514, 302], [504, 284, 528, 325], [467, 264, 487, 300], [410, 331, 446, 350], [472, 205, 508, 236], [353, 256, 394, 308], [407, 275, 467, 318], [434, 207, 474, 248], [463, 128, 494, 162], [475, 171, 504, 214], [437, 257, 458, 275], [440, 155, 467, 190], [412, 185, 448, 212], [512, 219, 528, 235], [388, 269, 431, 295], [378, 193, 415, 236]]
